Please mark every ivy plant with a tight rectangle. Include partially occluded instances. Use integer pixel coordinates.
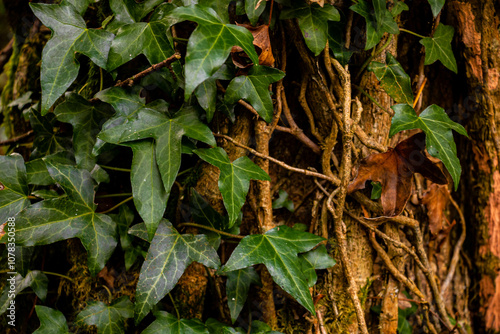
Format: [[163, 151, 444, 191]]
[[0, 0, 466, 332]]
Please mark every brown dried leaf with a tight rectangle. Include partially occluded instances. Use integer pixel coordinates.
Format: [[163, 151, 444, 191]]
[[231, 24, 275, 68], [347, 133, 448, 217], [422, 183, 449, 234]]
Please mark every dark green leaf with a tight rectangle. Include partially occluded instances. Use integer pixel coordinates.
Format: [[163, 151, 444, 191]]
[[15, 246, 34, 277], [350, 0, 399, 50], [194, 147, 270, 227], [125, 141, 167, 241], [427, 0, 445, 18], [99, 107, 215, 237], [107, 6, 176, 71], [223, 225, 324, 314], [142, 311, 209, 334], [419, 24, 457, 73], [29, 110, 72, 159], [13, 162, 117, 276], [26, 159, 53, 186], [76, 296, 133, 334], [226, 267, 260, 323], [249, 320, 283, 333], [109, 0, 165, 25], [280, 1, 340, 55], [64, 0, 91, 16], [206, 318, 244, 333], [7, 91, 32, 109], [225, 65, 285, 122], [170, 5, 259, 99], [32, 189, 61, 199], [391, 0, 409, 17], [390, 104, 468, 189], [33, 306, 70, 334], [194, 65, 234, 122], [30, 2, 114, 114], [328, 21, 353, 66], [54, 93, 114, 171], [398, 314, 412, 334], [299, 244, 335, 287], [0, 154, 30, 224], [0, 271, 48, 315], [367, 53, 414, 105], [135, 220, 220, 323], [272, 189, 294, 212], [111, 205, 142, 270], [245, 0, 266, 25]]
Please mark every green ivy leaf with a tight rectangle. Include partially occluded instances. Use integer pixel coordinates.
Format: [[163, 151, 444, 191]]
[[370, 181, 382, 199], [33, 306, 70, 334], [248, 320, 284, 333], [390, 104, 468, 189], [107, 5, 176, 71], [427, 0, 445, 18], [194, 147, 270, 227], [110, 205, 142, 270], [226, 267, 260, 323], [194, 64, 234, 122], [391, 0, 409, 17], [14, 161, 117, 276], [26, 159, 54, 186], [225, 65, 285, 122], [328, 20, 353, 66], [299, 244, 335, 287], [272, 189, 294, 212], [99, 107, 215, 238], [190, 188, 241, 249], [135, 220, 220, 323], [54, 93, 114, 171], [0, 154, 30, 224], [29, 2, 114, 114], [367, 53, 414, 105], [76, 296, 133, 334], [245, 0, 266, 25], [124, 140, 167, 241], [32, 189, 61, 199], [15, 246, 34, 277], [280, 0, 340, 55], [142, 311, 209, 333], [109, 0, 165, 25], [0, 271, 48, 315], [206, 318, 244, 333], [223, 225, 324, 314], [170, 5, 259, 99], [350, 0, 399, 50], [419, 24, 457, 73], [29, 110, 72, 159]]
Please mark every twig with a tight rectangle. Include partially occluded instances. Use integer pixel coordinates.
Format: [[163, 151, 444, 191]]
[[177, 222, 244, 239], [115, 53, 181, 87], [214, 133, 340, 184], [299, 77, 323, 142], [369, 232, 427, 301], [277, 82, 321, 154], [441, 193, 466, 295], [100, 165, 131, 172], [413, 77, 427, 109], [327, 57, 369, 334], [0, 130, 34, 146]]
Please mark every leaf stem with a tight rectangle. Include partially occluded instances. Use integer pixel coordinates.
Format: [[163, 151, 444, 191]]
[[169, 293, 180, 318], [413, 77, 427, 109], [0, 270, 75, 283], [98, 196, 133, 214], [100, 165, 131, 172], [0, 130, 34, 146], [399, 28, 426, 39], [177, 222, 244, 239], [173, 37, 189, 42], [96, 193, 133, 199]]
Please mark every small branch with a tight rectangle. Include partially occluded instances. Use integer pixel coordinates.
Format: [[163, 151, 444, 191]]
[[177, 222, 244, 239], [413, 77, 427, 109], [0, 130, 34, 146], [98, 196, 133, 214], [369, 231, 427, 302], [441, 193, 466, 295], [115, 53, 181, 87], [214, 133, 340, 184], [299, 77, 324, 142]]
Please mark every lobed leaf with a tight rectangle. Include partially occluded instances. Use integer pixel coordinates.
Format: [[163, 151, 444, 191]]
[[76, 296, 133, 334], [33, 306, 70, 334], [226, 267, 260, 323], [142, 311, 209, 333], [419, 24, 457, 73], [135, 220, 220, 323], [223, 225, 324, 314], [0, 154, 30, 225], [0, 271, 48, 315]]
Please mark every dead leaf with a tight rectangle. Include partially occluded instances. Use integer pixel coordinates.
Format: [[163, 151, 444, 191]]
[[231, 24, 275, 68], [422, 183, 449, 234], [310, 0, 325, 7], [97, 266, 116, 289], [347, 132, 448, 217]]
